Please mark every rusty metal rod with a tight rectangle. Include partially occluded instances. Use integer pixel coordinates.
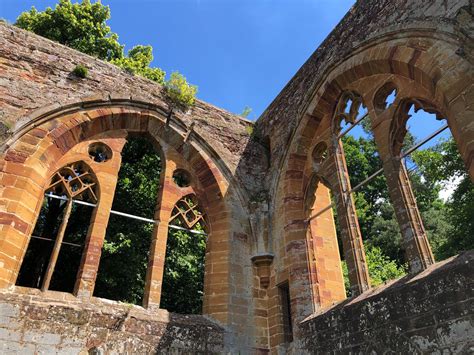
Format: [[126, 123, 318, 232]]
[[30, 235, 82, 248], [338, 112, 369, 139], [41, 198, 73, 292], [307, 123, 450, 222], [45, 193, 207, 236]]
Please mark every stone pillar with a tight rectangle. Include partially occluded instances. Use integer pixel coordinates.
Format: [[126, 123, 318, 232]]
[[370, 112, 434, 274], [143, 160, 180, 309], [331, 140, 370, 295], [74, 178, 117, 298], [74, 138, 126, 298], [382, 157, 434, 273]]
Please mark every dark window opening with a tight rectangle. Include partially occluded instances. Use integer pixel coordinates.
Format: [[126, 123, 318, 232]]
[[279, 282, 293, 343], [173, 168, 192, 187], [88, 142, 112, 163], [161, 195, 207, 314], [94, 136, 161, 305], [16, 162, 97, 292]]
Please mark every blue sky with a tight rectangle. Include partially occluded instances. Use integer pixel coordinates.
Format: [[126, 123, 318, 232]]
[[1, 0, 354, 120], [1, 0, 451, 145]]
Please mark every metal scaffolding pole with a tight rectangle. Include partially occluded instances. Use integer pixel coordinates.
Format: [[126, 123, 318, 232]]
[[307, 123, 449, 222], [45, 193, 208, 236]]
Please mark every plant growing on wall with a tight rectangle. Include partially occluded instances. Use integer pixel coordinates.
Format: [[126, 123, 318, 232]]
[[164, 72, 198, 109], [15, 0, 196, 89]]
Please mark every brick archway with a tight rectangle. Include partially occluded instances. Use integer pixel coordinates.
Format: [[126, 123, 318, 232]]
[[0, 102, 242, 324], [268, 33, 473, 348]]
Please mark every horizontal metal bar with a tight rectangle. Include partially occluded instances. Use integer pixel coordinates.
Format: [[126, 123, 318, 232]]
[[30, 235, 82, 248], [307, 125, 450, 222], [110, 209, 157, 224], [45, 193, 207, 235], [307, 202, 336, 222], [338, 112, 369, 139], [401, 124, 449, 158]]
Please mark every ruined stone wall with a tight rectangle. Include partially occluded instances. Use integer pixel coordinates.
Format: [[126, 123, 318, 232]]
[[0, 0, 473, 353], [0, 289, 226, 354], [300, 251, 474, 354], [0, 22, 252, 176], [257, 0, 472, 192]]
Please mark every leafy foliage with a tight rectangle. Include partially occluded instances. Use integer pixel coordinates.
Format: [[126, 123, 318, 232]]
[[94, 137, 161, 305], [111, 45, 165, 84], [165, 72, 198, 109], [15, 0, 196, 102], [161, 223, 206, 314], [16, 0, 123, 61], [72, 64, 88, 78], [240, 106, 252, 118], [341, 246, 407, 295]]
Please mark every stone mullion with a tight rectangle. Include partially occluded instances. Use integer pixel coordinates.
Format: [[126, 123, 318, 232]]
[[143, 173, 178, 310], [331, 140, 370, 296], [369, 109, 435, 274], [73, 187, 116, 299], [382, 157, 434, 273]]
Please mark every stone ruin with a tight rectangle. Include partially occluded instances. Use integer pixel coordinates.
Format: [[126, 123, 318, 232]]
[[0, 0, 473, 353]]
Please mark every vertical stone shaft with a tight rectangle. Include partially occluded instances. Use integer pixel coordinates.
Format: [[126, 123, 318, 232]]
[[332, 140, 370, 295], [143, 158, 179, 309], [383, 157, 434, 272], [74, 136, 126, 299], [370, 113, 434, 274]]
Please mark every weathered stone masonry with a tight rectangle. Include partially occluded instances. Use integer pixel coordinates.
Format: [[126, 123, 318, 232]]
[[0, 0, 473, 353]]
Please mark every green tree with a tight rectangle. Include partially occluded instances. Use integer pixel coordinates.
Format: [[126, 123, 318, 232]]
[[93, 137, 161, 305], [342, 246, 407, 295], [165, 72, 198, 109], [16, 0, 123, 61], [111, 45, 165, 84], [161, 222, 206, 314], [15, 0, 197, 105]]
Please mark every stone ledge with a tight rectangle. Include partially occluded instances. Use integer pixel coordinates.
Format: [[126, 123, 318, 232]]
[[300, 251, 474, 353], [0, 288, 226, 354]]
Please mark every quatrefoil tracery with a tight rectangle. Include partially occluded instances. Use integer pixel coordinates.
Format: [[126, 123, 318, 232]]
[[169, 195, 206, 230], [46, 161, 98, 203]]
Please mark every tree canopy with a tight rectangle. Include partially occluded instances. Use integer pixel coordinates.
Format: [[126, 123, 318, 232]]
[[15, 0, 196, 106], [16, 0, 123, 61]]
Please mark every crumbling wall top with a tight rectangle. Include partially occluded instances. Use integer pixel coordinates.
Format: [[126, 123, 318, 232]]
[[0, 22, 253, 174]]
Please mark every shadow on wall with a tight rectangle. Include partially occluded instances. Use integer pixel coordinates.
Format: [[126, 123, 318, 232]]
[[300, 250, 474, 353]]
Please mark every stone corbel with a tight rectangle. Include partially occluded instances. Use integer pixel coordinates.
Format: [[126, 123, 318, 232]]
[[184, 121, 195, 142], [251, 253, 274, 289]]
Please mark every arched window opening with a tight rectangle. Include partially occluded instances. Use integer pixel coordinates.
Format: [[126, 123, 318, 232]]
[[397, 103, 473, 261], [173, 168, 192, 188], [374, 82, 398, 112], [161, 195, 207, 314], [306, 176, 347, 303], [94, 136, 161, 305], [16, 162, 98, 293], [336, 92, 407, 288]]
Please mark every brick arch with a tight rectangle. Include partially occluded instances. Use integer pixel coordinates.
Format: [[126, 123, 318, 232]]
[[0, 103, 241, 323], [269, 34, 472, 346], [390, 97, 446, 157]]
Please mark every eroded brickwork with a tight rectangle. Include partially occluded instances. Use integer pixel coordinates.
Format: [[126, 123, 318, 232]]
[[0, 0, 473, 353]]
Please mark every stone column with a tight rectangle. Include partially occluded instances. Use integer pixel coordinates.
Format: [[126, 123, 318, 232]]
[[370, 113, 434, 274], [331, 140, 370, 295], [74, 138, 126, 299], [74, 179, 117, 298], [382, 157, 434, 273], [143, 161, 180, 309]]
